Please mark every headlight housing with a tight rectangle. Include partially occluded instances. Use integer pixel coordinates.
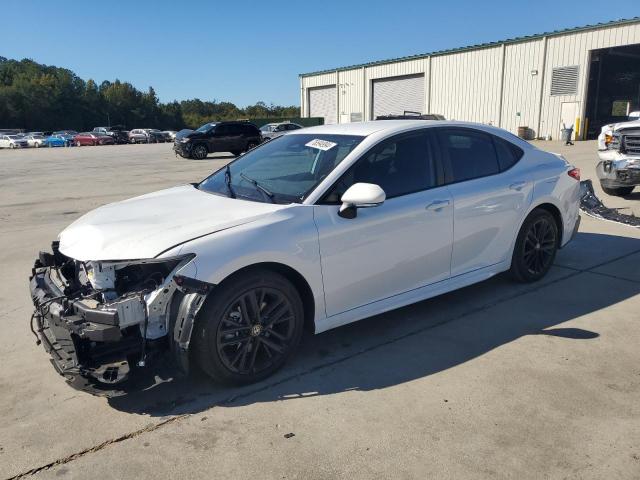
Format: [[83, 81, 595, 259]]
[[606, 132, 621, 150]]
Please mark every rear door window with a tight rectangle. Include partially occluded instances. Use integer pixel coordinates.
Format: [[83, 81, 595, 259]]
[[437, 128, 500, 183], [493, 137, 524, 171]]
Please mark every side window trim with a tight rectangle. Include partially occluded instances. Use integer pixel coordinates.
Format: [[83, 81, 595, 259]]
[[317, 129, 443, 205], [435, 126, 502, 185]]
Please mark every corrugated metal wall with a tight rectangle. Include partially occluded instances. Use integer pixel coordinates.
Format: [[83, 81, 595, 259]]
[[300, 21, 640, 137]]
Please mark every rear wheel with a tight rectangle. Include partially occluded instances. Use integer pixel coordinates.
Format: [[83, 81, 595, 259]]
[[191, 144, 208, 160], [76, 141, 81, 147], [245, 141, 258, 152], [193, 270, 304, 385], [601, 184, 634, 197], [510, 209, 558, 283], [231, 150, 241, 157]]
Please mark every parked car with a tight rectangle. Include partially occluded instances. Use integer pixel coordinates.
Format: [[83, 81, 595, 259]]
[[43, 134, 73, 147], [0, 134, 29, 148], [25, 134, 45, 148], [174, 121, 262, 159], [162, 130, 177, 142], [597, 116, 640, 196], [144, 129, 166, 143], [74, 132, 115, 146], [128, 129, 149, 144], [30, 120, 581, 393], [92, 126, 130, 144], [53, 130, 79, 136], [260, 122, 303, 141]]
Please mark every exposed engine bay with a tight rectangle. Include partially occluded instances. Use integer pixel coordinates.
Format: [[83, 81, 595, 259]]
[[29, 242, 211, 394]]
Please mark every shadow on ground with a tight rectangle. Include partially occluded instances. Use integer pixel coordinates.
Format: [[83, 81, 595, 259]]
[[106, 232, 639, 416]]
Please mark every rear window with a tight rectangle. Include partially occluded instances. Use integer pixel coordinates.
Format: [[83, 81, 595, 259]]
[[493, 137, 524, 171]]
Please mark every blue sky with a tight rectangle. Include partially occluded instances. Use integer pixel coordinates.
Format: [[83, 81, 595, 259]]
[[2, 1, 639, 107]]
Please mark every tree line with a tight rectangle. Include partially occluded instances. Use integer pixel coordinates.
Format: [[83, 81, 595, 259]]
[[0, 57, 300, 131]]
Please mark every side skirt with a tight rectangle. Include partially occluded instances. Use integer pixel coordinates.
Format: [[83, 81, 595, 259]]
[[315, 261, 510, 334]]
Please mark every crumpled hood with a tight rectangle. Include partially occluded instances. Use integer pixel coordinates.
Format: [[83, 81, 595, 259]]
[[59, 185, 285, 261]]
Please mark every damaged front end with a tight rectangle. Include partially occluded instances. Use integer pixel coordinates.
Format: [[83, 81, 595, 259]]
[[29, 242, 210, 394]]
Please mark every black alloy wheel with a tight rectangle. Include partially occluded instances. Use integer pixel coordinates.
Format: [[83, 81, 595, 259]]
[[191, 144, 208, 160], [510, 209, 558, 282], [216, 287, 296, 376], [193, 270, 304, 384]]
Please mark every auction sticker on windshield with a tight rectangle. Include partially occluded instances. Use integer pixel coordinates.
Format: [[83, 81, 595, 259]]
[[305, 139, 337, 151]]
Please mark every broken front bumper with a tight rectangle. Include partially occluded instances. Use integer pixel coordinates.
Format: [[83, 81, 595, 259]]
[[29, 265, 144, 391], [596, 158, 640, 188]]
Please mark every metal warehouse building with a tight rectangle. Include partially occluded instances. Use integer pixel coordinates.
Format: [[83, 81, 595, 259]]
[[299, 17, 640, 140]]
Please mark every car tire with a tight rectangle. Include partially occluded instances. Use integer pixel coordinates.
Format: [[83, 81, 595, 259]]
[[10, 144, 15, 149], [76, 141, 81, 147], [230, 150, 241, 157], [245, 142, 258, 152], [191, 144, 208, 160], [192, 269, 304, 385], [601, 185, 634, 197], [35, 143, 40, 148], [509, 208, 559, 283]]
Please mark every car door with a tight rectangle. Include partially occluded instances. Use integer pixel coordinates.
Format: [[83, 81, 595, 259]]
[[209, 124, 230, 152], [313, 129, 453, 317], [435, 127, 532, 276], [0, 136, 8, 148]]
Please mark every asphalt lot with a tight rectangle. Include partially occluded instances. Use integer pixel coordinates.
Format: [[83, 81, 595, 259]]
[[1, 141, 639, 479]]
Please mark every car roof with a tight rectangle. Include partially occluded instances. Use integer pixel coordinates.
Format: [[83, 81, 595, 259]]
[[290, 120, 533, 150]]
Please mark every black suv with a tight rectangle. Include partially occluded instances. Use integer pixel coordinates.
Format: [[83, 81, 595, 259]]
[[174, 121, 262, 159]]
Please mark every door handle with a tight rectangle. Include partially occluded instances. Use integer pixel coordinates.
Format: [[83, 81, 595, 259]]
[[425, 199, 450, 211], [509, 181, 527, 191]]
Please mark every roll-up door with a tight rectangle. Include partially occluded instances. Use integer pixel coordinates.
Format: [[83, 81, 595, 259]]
[[308, 85, 337, 124], [373, 74, 425, 118]]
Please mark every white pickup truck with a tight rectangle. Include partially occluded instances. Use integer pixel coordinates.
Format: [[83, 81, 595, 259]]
[[597, 112, 640, 196]]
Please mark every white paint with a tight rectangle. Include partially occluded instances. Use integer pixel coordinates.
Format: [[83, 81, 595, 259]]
[[56, 121, 580, 338]]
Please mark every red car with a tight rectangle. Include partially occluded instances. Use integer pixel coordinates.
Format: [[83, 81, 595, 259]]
[[74, 132, 115, 146]]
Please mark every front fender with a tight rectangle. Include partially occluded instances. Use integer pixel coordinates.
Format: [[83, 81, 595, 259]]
[[163, 205, 326, 328]]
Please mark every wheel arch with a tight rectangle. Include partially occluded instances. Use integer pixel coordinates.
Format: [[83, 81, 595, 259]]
[[532, 202, 564, 246], [212, 262, 316, 334]]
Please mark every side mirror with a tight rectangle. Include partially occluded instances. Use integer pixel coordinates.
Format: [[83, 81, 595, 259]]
[[338, 183, 386, 219]]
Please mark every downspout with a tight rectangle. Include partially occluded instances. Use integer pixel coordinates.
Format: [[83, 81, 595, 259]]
[[336, 69, 340, 124], [497, 43, 506, 128], [362, 66, 366, 122], [426, 56, 432, 114], [536, 36, 548, 139]]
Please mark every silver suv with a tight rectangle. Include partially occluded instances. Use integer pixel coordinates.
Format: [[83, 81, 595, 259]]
[[260, 122, 303, 141]]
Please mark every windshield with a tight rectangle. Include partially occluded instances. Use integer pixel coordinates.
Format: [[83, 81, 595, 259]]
[[198, 133, 364, 204], [195, 122, 216, 133], [260, 124, 276, 132]]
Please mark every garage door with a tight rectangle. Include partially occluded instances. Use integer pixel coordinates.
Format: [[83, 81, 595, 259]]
[[373, 74, 425, 118], [309, 86, 337, 124]]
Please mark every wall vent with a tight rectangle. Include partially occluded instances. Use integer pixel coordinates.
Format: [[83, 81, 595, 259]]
[[550, 66, 579, 96]]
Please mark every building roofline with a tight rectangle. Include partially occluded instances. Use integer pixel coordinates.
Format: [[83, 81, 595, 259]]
[[299, 17, 640, 78]]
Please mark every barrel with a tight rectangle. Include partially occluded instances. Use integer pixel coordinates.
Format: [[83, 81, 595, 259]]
[[517, 126, 528, 139]]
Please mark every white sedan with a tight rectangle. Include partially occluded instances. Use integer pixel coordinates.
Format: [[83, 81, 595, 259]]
[[29, 120, 581, 392], [25, 134, 45, 148]]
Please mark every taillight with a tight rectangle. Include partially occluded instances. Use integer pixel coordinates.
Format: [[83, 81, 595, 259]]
[[567, 168, 580, 181]]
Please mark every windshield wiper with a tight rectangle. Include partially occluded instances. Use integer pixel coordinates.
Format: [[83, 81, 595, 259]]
[[240, 172, 274, 203], [224, 164, 236, 199]]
